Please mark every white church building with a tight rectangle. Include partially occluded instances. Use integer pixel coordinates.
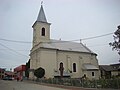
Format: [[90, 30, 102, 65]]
[[29, 5, 100, 79]]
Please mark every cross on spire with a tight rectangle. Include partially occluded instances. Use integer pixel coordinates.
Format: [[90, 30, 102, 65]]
[[41, 1, 43, 5], [36, 1, 47, 23]]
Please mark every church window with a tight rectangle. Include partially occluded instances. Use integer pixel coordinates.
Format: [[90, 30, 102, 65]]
[[92, 72, 94, 76], [59, 62, 63, 68], [73, 63, 76, 72], [41, 27, 45, 36]]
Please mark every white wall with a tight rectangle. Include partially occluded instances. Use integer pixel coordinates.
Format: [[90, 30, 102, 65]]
[[30, 48, 100, 79]]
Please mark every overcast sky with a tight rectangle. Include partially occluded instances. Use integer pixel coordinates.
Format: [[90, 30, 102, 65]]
[[0, 0, 120, 70]]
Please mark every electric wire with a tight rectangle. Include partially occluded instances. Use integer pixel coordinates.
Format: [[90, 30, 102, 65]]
[[0, 32, 113, 43], [87, 44, 109, 48], [51, 32, 113, 43], [0, 49, 30, 51], [0, 38, 31, 43], [0, 32, 113, 53], [81, 32, 113, 41], [0, 43, 29, 58]]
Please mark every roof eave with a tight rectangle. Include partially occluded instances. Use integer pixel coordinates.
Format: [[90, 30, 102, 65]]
[[39, 47, 97, 55], [32, 21, 51, 28]]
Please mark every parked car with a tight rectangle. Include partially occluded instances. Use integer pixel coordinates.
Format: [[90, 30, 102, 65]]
[[3, 76, 12, 80]]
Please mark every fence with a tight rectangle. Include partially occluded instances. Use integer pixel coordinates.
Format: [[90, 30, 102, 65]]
[[32, 78, 120, 89]]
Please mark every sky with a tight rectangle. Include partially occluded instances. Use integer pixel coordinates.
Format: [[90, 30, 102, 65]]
[[0, 0, 120, 70]]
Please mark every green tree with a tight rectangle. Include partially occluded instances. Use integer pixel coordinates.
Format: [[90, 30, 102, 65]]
[[110, 25, 120, 55], [34, 67, 45, 78], [25, 59, 30, 78]]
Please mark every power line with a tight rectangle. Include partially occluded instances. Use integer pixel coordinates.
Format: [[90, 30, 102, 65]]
[[0, 43, 29, 58], [87, 44, 109, 48], [0, 38, 31, 43], [0, 32, 113, 58], [0, 49, 30, 51], [52, 32, 113, 43], [0, 32, 113, 44], [81, 32, 113, 41]]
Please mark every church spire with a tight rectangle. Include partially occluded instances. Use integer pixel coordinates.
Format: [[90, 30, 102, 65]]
[[37, 3, 47, 23]]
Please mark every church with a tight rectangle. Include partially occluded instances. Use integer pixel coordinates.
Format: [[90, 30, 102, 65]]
[[29, 4, 100, 79]]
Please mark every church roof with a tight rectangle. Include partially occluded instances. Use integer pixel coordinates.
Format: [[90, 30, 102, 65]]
[[83, 64, 99, 70], [39, 40, 96, 55], [99, 65, 116, 71], [37, 5, 47, 23]]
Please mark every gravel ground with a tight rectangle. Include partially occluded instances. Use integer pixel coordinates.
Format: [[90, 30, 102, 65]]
[[23, 80, 119, 90]]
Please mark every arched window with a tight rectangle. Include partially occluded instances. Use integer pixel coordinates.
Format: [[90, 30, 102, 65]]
[[92, 72, 94, 76], [41, 27, 45, 36], [59, 62, 63, 68], [73, 63, 76, 72]]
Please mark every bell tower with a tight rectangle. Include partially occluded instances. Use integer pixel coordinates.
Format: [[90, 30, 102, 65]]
[[32, 4, 51, 46]]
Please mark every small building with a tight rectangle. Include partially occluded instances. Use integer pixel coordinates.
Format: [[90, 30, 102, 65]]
[[14, 65, 26, 80], [0, 68, 14, 80], [99, 65, 113, 79], [0, 68, 5, 79], [99, 63, 120, 79], [110, 63, 120, 77]]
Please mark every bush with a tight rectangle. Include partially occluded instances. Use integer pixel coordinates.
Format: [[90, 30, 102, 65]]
[[34, 67, 45, 78]]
